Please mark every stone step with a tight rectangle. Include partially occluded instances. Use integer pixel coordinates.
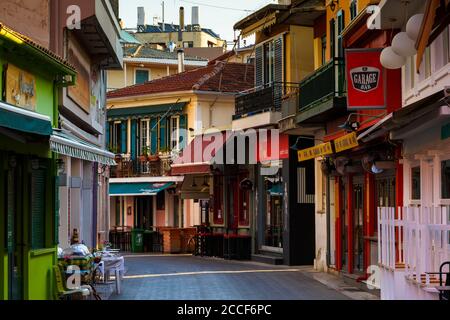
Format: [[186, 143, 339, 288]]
[[251, 254, 284, 265]]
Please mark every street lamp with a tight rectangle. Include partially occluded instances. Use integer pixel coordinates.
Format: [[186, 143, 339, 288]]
[[329, 0, 339, 12], [338, 113, 385, 132]]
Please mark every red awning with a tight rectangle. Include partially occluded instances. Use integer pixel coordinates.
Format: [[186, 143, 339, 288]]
[[171, 132, 229, 176]]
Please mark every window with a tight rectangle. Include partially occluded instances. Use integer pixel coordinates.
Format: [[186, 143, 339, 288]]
[[170, 116, 180, 151], [110, 121, 123, 154], [330, 19, 336, 58], [411, 166, 421, 200], [350, 0, 358, 20], [263, 41, 275, 85], [441, 160, 450, 199], [255, 36, 283, 87], [321, 35, 327, 65], [183, 41, 194, 48], [135, 69, 149, 84], [337, 10, 345, 58], [140, 119, 150, 154], [157, 191, 165, 210]]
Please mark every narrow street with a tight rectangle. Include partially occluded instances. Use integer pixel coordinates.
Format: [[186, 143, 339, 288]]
[[108, 255, 375, 300]]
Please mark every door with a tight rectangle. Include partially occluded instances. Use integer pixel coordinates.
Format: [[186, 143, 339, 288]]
[[6, 158, 23, 300], [341, 180, 348, 270], [136, 197, 152, 229], [353, 180, 364, 273], [226, 177, 239, 230]]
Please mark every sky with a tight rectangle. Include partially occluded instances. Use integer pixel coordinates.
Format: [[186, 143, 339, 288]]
[[119, 0, 277, 45]]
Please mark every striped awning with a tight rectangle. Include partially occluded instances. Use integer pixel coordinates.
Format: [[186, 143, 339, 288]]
[[50, 130, 116, 166], [241, 12, 277, 39]]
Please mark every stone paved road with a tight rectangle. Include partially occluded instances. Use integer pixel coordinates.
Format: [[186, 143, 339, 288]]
[[109, 255, 351, 300]]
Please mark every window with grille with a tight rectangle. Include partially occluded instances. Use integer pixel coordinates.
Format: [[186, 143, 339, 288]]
[[350, 0, 358, 20]]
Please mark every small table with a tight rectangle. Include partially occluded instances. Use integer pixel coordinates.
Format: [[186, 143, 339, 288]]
[[101, 255, 125, 294]]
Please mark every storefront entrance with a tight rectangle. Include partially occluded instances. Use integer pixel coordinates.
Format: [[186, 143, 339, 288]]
[[353, 178, 364, 273], [135, 197, 153, 229]]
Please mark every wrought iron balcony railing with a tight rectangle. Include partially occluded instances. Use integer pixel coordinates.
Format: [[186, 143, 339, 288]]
[[298, 57, 346, 112], [110, 154, 172, 178], [234, 82, 300, 120]]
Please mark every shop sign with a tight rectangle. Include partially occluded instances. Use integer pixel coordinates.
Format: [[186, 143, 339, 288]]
[[334, 132, 359, 153], [346, 48, 386, 110], [6, 64, 37, 111], [298, 142, 333, 162]]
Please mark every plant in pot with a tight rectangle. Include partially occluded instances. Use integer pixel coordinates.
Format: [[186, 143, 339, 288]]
[[139, 146, 150, 162]]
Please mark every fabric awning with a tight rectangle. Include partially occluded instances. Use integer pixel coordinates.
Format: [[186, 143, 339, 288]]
[[109, 182, 174, 197], [107, 102, 186, 121], [0, 101, 52, 136], [268, 183, 284, 196], [171, 132, 230, 176], [50, 130, 116, 165]]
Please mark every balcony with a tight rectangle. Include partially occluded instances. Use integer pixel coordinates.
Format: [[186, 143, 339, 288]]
[[233, 82, 299, 130], [111, 154, 172, 178], [296, 58, 347, 124]]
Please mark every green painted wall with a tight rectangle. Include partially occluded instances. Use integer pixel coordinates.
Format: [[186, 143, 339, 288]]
[[0, 48, 59, 300]]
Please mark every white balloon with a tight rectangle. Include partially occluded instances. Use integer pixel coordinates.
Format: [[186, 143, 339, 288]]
[[380, 47, 406, 69], [392, 32, 417, 57], [406, 14, 424, 41]]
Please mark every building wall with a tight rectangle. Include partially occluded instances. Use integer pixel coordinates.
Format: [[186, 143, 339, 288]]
[[134, 31, 225, 48], [326, 0, 379, 61], [0, 0, 50, 48], [286, 25, 315, 83]]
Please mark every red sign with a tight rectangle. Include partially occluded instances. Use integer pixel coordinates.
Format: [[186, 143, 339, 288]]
[[346, 48, 386, 110], [257, 132, 290, 163]]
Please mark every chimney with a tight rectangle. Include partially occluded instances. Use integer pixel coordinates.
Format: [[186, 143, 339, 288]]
[[162, 1, 165, 31], [137, 7, 145, 32], [178, 7, 184, 42], [177, 49, 185, 73], [192, 6, 199, 26]]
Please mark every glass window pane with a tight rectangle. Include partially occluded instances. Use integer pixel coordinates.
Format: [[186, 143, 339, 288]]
[[441, 160, 450, 199], [411, 166, 421, 200]]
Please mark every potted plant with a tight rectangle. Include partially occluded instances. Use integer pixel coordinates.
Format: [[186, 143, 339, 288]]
[[139, 146, 150, 162]]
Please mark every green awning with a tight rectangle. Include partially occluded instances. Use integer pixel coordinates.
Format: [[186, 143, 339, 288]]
[[109, 182, 174, 197], [268, 183, 284, 196], [107, 102, 186, 121], [0, 101, 52, 136], [50, 130, 116, 165]]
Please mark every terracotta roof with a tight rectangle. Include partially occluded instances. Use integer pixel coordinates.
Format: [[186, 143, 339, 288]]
[[107, 62, 254, 99], [0, 22, 76, 73]]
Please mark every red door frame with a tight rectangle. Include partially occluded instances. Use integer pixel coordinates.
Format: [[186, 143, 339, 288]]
[[347, 175, 354, 274], [335, 177, 343, 271]]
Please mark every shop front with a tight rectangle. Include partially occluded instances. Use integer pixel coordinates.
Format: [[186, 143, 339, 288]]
[[0, 23, 76, 300]]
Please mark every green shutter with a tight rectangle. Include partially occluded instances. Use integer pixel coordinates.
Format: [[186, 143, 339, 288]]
[[255, 46, 263, 88], [31, 168, 46, 249], [131, 119, 137, 160], [159, 117, 167, 151], [54, 174, 59, 245], [121, 121, 127, 153], [179, 114, 187, 150], [150, 118, 158, 155]]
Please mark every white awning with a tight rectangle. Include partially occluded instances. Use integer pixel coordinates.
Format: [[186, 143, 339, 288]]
[[50, 130, 116, 166]]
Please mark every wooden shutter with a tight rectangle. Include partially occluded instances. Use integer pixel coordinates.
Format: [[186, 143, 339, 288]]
[[31, 168, 46, 249], [131, 119, 137, 160], [159, 117, 167, 151], [179, 114, 187, 150], [273, 36, 284, 107], [120, 121, 127, 154], [255, 45, 264, 88], [150, 118, 158, 155]]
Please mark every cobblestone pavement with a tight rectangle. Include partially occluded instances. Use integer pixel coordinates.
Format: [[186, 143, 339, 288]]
[[108, 255, 373, 300]]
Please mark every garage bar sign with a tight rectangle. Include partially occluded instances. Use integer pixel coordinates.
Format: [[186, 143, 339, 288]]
[[298, 142, 333, 162], [345, 48, 386, 110]]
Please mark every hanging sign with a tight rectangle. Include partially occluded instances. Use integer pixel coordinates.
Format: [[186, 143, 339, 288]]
[[298, 142, 333, 162], [334, 132, 359, 153], [346, 48, 386, 110]]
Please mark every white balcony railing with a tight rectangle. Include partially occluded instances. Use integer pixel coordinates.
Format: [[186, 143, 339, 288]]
[[378, 206, 450, 285]]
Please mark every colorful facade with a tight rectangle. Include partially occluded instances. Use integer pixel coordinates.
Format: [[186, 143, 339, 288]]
[[0, 23, 76, 300]]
